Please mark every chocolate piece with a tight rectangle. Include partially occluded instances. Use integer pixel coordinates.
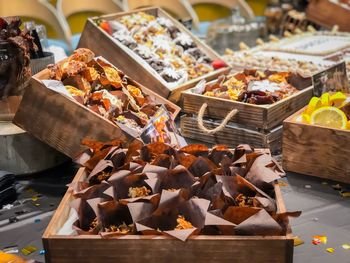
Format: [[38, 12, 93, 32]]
[[149, 59, 166, 73], [161, 68, 183, 82], [174, 32, 195, 50], [186, 47, 206, 60], [0, 17, 36, 99]]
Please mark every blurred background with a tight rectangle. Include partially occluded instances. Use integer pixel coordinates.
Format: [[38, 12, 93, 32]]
[[0, 0, 315, 58]]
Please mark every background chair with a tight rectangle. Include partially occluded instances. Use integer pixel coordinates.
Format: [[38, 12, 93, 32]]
[[0, 0, 72, 50], [188, 0, 255, 21], [57, 0, 124, 34], [123, 0, 200, 29]]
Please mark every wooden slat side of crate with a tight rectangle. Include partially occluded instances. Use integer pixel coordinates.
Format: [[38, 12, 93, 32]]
[[43, 166, 293, 263], [180, 115, 283, 153], [182, 85, 313, 130], [13, 78, 130, 158], [0, 96, 21, 121], [283, 107, 350, 184], [265, 86, 314, 129], [182, 93, 266, 129], [306, 0, 350, 32], [78, 7, 230, 103]]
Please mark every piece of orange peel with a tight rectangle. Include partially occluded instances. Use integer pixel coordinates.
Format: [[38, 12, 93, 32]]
[[312, 235, 327, 245]]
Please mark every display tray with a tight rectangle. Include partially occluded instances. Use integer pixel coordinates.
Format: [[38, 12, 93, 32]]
[[224, 30, 350, 80], [180, 115, 283, 154], [43, 165, 293, 263], [283, 107, 350, 184], [78, 7, 230, 103], [13, 56, 180, 159], [181, 73, 313, 130]]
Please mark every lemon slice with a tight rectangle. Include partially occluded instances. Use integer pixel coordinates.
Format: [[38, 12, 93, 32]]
[[301, 113, 311, 124], [305, 97, 322, 115], [320, 93, 331, 106], [310, 106, 348, 129], [306, 97, 320, 113], [347, 121, 350, 130], [330, 92, 347, 107]]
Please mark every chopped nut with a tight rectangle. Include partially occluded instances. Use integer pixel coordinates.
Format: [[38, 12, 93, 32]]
[[175, 215, 193, 230], [128, 186, 151, 198], [105, 222, 133, 234], [89, 218, 98, 230], [96, 171, 111, 182], [235, 194, 255, 207]]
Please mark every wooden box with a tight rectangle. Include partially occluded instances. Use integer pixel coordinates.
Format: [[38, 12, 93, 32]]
[[13, 59, 180, 159], [182, 79, 313, 131], [43, 167, 294, 263], [180, 115, 283, 154], [78, 7, 230, 103], [283, 107, 350, 184], [306, 0, 350, 32]]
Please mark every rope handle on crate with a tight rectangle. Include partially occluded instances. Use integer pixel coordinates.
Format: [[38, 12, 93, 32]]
[[197, 103, 238, 135]]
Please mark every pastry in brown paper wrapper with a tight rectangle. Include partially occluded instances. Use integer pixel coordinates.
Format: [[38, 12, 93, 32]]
[[140, 142, 176, 162], [67, 140, 300, 240], [90, 199, 135, 237], [108, 171, 157, 200], [234, 209, 283, 236], [188, 156, 217, 178], [68, 180, 116, 234], [245, 154, 285, 195], [159, 165, 196, 190], [208, 145, 234, 166], [179, 144, 209, 157], [150, 154, 177, 169], [70, 198, 99, 235], [136, 194, 210, 241]]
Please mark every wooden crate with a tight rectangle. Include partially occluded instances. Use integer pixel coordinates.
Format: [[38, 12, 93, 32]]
[[283, 107, 350, 184], [43, 167, 294, 263], [78, 7, 230, 104], [182, 79, 313, 131], [0, 95, 21, 121], [306, 0, 350, 32], [13, 58, 180, 159], [180, 115, 283, 154]]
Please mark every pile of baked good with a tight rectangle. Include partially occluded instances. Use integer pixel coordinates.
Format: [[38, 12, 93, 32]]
[[97, 12, 215, 86], [48, 48, 166, 133], [66, 139, 299, 240], [224, 51, 324, 77], [199, 69, 301, 105], [0, 16, 36, 99]]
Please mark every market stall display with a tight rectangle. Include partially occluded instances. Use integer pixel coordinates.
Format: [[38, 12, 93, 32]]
[[43, 140, 299, 263], [2, 3, 349, 263], [78, 7, 230, 103], [181, 69, 312, 152], [224, 29, 350, 79], [283, 92, 350, 184], [13, 48, 180, 158]]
